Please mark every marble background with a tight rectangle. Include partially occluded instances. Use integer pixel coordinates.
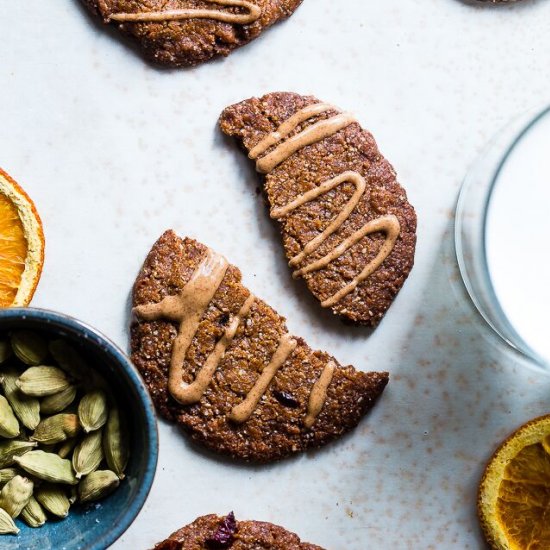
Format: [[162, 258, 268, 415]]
[[1, 0, 550, 548]]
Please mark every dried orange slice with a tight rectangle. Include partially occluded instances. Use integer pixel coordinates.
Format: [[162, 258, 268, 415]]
[[479, 415, 550, 550], [0, 169, 44, 307]]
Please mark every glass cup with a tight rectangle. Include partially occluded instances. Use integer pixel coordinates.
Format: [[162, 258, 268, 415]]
[[455, 106, 550, 371]]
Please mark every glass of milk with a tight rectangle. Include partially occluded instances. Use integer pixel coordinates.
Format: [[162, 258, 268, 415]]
[[456, 106, 550, 370]]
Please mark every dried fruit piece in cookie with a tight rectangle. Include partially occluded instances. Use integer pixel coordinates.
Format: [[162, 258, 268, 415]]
[[219, 92, 417, 326], [81, 1, 304, 67], [131, 230, 388, 462], [153, 512, 325, 549]]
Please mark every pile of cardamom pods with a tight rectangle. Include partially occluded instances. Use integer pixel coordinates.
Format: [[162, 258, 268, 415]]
[[0, 330, 129, 535]]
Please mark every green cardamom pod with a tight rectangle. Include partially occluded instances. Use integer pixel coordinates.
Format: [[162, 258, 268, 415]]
[[0, 440, 37, 468], [16, 366, 70, 397], [73, 430, 103, 479], [14, 450, 78, 485], [0, 469, 18, 486], [10, 330, 48, 366], [0, 396, 19, 439], [0, 475, 33, 518], [57, 438, 77, 459], [103, 407, 128, 479], [0, 338, 12, 365], [0, 507, 19, 534], [78, 470, 119, 503], [78, 390, 108, 433], [40, 385, 77, 415], [48, 338, 89, 381], [31, 414, 81, 445], [49, 339, 106, 389], [68, 485, 78, 505], [35, 484, 70, 518], [20, 495, 47, 528], [1, 368, 40, 430]]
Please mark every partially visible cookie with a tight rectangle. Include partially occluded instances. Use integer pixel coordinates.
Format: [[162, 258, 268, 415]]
[[131, 230, 388, 462], [81, 0, 304, 67], [219, 92, 417, 326], [153, 512, 325, 550]]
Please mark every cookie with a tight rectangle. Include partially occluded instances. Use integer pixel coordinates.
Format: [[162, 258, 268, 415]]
[[219, 92, 417, 326], [131, 230, 388, 462], [81, 0, 304, 67], [153, 512, 324, 550]]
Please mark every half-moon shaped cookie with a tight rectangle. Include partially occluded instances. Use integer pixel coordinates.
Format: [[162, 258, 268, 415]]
[[219, 92, 417, 326], [131, 230, 388, 462], [81, 0, 304, 67], [153, 512, 325, 549]]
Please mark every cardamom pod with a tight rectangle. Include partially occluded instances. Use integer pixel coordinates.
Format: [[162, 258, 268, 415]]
[[20, 496, 47, 528], [0, 507, 19, 534], [35, 484, 70, 518], [68, 485, 78, 505], [0, 396, 19, 439], [31, 414, 81, 445], [78, 470, 119, 503], [14, 450, 78, 485], [0, 475, 33, 518], [73, 430, 103, 479], [103, 407, 128, 479], [40, 385, 77, 415], [10, 330, 48, 366], [57, 438, 77, 459], [0, 338, 12, 365], [0, 469, 18, 486], [16, 366, 70, 397], [78, 390, 108, 433], [1, 368, 40, 430], [0, 440, 37, 468], [49, 338, 89, 381]]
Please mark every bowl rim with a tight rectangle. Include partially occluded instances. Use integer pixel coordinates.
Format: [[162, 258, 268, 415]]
[[0, 307, 159, 550]]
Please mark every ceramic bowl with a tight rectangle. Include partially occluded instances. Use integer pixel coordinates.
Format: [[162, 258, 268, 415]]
[[0, 308, 158, 550]]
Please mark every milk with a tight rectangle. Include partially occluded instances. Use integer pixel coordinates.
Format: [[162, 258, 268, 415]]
[[486, 110, 550, 365]]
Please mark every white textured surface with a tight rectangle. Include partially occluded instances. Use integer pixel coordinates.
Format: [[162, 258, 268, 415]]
[[1, 0, 550, 548]]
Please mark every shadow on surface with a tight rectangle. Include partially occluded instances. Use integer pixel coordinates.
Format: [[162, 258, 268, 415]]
[[458, 0, 543, 9]]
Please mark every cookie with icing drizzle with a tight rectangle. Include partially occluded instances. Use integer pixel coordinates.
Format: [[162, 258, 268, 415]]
[[154, 512, 325, 549], [219, 92, 417, 326], [80, 0, 303, 67], [131, 230, 388, 462]]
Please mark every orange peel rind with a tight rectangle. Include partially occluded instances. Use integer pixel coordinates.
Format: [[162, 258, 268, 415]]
[[479, 415, 550, 550], [0, 168, 45, 307]]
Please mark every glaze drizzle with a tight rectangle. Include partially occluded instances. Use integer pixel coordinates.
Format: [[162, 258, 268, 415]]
[[228, 333, 297, 424], [250, 103, 401, 308], [134, 247, 330, 428], [109, 0, 261, 25], [133, 248, 228, 405], [305, 361, 335, 429], [249, 104, 355, 174]]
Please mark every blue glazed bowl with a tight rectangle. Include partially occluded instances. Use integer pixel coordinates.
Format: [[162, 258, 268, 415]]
[[0, 308, 158, 550]]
